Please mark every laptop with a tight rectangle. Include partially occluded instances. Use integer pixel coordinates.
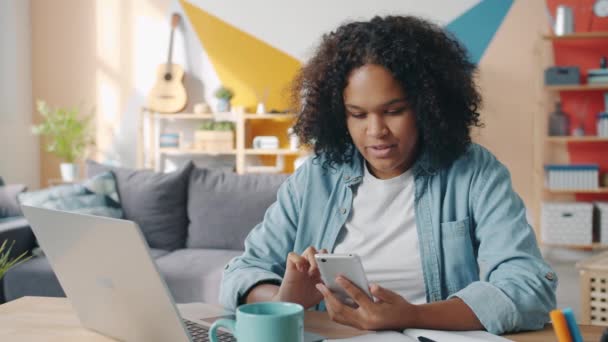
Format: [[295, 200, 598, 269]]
[[21, 205, 326, 342]]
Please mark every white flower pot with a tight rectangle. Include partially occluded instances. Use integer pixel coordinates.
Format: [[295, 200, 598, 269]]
[[60, 163, 79, 182]]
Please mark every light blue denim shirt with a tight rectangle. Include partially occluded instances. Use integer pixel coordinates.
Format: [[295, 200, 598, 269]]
[[219, 143, 557, 334]]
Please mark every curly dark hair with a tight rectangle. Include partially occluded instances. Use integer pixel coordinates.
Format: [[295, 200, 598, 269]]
[[291, 15, 483, 170]]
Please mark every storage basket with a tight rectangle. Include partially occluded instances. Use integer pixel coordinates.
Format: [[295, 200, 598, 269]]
[[541, 202, 593, 245], [577, 251, 608, 325], [194, 130, 234, 152]]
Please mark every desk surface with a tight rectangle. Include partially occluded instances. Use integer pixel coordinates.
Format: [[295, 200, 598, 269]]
[[0, 297, 604, 341]]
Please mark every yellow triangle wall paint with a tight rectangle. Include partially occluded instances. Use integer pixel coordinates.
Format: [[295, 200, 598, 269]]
[[180, 0, 301, 111]]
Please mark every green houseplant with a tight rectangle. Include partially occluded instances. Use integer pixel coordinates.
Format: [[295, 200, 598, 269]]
[[0, 240, 30, 279], [32, 100, 94, 181], [214, 86, 234, 112]]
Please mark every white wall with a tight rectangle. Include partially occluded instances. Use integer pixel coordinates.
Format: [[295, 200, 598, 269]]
[[0, 0, 39, 188]]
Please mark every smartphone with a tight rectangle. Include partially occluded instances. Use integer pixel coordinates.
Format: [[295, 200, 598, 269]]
[[314, 253, 372, 306]]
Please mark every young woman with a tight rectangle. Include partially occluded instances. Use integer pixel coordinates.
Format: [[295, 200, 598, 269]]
[[219, 15, 556, 334]]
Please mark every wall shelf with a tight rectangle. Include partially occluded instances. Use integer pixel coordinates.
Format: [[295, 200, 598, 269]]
[[159, 148, 236, 156], [139, 109, 305, 173], [545, 84, 608, 91], [547, 136, 608, 142], [243, 114, 295, 120], [244, 149, 304, 156], [543, 32, 608, 40], [152, 113, 217, 120]]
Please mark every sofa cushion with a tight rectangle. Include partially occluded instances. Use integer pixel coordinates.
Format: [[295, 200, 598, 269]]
[[18, 172, 122, 218], [86, 160, 194, 251], [155, 248, 243, 304], [187, 168, 288, 250], [0, 184, 27, 218], [2, 248, 171, 302]]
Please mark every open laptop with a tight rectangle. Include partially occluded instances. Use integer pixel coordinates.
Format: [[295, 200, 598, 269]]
[[21, 205, 326, 342]]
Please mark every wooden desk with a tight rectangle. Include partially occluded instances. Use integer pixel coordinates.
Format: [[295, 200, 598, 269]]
[[0, 297, 604, 341]]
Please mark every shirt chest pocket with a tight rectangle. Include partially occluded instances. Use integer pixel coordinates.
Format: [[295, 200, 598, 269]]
[[440, 217, 479, 293]]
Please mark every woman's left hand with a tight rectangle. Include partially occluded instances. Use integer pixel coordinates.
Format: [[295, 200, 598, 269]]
[[316, 276, 418, 331]]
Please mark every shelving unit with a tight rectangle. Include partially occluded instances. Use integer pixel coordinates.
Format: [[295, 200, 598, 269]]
[[542, 32, 608, 41], [138, 108, 309, 174], [546, 84, 608, 91], [536, 30, 608, 251], [547, 136, 608, 142]]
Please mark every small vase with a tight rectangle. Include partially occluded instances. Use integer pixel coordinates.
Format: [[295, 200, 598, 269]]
[[216, 99, 231, 113], [60, 163, 79, 182]]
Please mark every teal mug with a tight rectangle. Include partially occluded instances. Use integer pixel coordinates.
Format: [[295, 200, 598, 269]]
[[209, 302, 304, 342]]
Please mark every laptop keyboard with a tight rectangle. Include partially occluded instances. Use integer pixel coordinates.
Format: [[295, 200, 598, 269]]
[[183, 319, 236, 342]]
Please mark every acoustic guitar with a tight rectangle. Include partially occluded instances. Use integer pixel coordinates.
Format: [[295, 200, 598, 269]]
[[147, 13, 187, 113]]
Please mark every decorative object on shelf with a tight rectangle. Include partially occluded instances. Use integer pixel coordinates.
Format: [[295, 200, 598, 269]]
[[544, 66, 580, 85], [193, 102, 211, 114], [549, 101, 570, 136], [32, 100, 94, 182], [594, 0, 608, 17], [214, 86, 234, 112], [597, 93, 608, 136], [147, 13, 187, 113], [588, 57, 608, 84], [554, 5, 574, 36], [255, 87, 269, 114], [542, 202, 593, 246], [597, 113, 608, 137], [252, 136, 279, 150], [545, 164, 599, 190], [573, 124, 586, 136], [194, 120, 234, 152], [159, 132, 181, 148], [287, 127, 299, 151]]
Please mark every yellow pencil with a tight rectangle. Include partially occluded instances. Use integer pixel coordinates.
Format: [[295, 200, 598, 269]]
[[550, 309, 573, 342]]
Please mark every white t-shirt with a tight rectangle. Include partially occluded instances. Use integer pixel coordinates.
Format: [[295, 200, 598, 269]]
[[333, 163, 427, 304]]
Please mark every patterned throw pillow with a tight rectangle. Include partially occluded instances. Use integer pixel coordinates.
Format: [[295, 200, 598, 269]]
[[18, 172, 123, 218], [0, 184, 27, 218]]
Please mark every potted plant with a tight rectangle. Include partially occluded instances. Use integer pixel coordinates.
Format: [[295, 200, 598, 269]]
[[194, 120, 235, 152], [32, 100, 94, 181], [0, 240, 30, 279], [214, 86, 234, 112]]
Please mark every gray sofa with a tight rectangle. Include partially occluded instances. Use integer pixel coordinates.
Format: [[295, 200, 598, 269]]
[[2, 162, 288, 304], [0, 176, 36, 303]]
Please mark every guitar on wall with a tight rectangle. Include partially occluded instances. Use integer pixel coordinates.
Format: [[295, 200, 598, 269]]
[[147, 13, 187, 113]]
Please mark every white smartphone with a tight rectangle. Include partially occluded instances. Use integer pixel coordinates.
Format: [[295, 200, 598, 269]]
[[314, 253, 372, 306]]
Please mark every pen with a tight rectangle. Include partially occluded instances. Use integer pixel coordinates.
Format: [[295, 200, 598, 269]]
[[417, 336, 437, 342]]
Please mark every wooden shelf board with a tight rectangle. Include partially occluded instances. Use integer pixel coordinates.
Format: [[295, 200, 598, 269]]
[[545, 188, 608, 194], [545, 84, 608, 91], [159, 148, 236, 155], [245, 149, 305, 155], [543, 32, 608, 40], [243, 114, 295, 120], [152, 113, 216, 119], [547, 136, 608, 142]]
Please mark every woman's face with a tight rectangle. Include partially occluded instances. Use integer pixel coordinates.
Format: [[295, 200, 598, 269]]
[[344, 64, 419, 179]]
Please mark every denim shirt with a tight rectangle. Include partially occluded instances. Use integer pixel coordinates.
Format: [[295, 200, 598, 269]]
[[219, 143, 557, 334]]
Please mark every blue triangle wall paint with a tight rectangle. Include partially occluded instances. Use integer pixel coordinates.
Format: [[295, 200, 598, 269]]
[[446, 0, 514, 64]]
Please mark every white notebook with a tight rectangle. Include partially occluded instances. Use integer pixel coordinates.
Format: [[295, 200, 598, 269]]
[[324, 329, 513, 341]]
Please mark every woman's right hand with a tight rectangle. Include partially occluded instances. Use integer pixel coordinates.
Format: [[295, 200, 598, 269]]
[[273, 246, 328, 309]]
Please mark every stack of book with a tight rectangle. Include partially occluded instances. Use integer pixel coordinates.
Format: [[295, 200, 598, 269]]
[[588, 68, 608, 84]]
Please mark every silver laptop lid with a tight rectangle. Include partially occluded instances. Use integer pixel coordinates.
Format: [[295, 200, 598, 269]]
[[21, 205, 191, 342]]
